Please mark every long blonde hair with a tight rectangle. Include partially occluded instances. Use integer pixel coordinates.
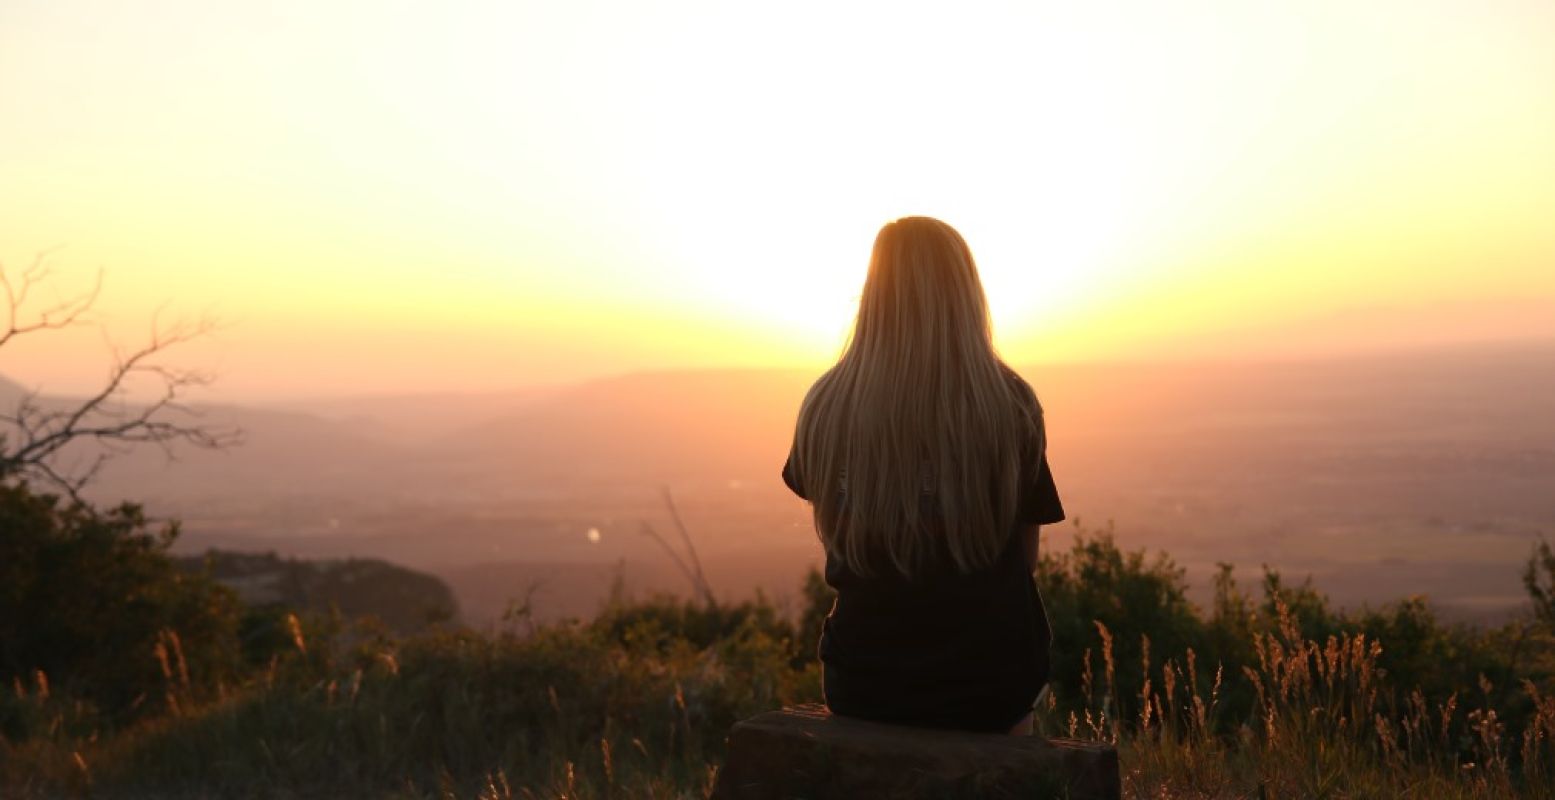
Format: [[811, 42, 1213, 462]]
[[792, 216, 1042, 579]]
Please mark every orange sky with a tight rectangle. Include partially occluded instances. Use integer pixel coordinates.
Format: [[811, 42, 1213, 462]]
[[2, 1, 1553, 400]]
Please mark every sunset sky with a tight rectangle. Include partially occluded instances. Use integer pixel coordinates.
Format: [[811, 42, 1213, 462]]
[[2, 0, 1553, 399]]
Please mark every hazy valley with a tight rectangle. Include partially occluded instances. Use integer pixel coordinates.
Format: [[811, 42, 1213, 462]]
[[21, 339, 1555, 628]]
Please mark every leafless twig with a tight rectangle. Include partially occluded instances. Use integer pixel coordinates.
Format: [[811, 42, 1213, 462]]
[[0, 254, 242, 502], [639, 488, 715, 608], [661, 486, 714, 605], [0, 248, 100, 350]]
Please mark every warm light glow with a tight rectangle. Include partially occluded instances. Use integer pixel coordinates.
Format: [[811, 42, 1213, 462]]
[[2, 0, 1552, 398]]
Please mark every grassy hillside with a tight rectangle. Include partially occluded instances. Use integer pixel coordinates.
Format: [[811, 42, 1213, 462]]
[[4, 478, 1555, 798]]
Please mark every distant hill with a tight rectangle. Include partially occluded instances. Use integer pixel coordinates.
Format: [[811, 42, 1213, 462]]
[[0, 370, 406, 505], [0, 373, 24, 404], [65, 338, 1555, 504], [14, 338, 1555, 622], [82, 403, 413, 508], [265, 387, 562, 444], [444, 368, 815, 486], [177, 550, 459, 633]]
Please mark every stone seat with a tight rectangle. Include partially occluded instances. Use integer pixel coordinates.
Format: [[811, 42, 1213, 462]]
[[711, 704, 1119, 800]]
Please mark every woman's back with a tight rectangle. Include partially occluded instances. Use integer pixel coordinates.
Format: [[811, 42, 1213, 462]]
[[781, 216, 1065, 733], [783, 376, 1064, 733]]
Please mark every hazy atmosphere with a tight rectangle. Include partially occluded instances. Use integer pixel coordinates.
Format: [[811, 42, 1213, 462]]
[[4, 0, 1553, 399], [4, 3, 1555, 796], [4, 0, 1554, 620]]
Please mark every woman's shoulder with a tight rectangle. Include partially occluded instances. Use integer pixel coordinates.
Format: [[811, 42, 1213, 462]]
[[997, 363, 1043, 416]]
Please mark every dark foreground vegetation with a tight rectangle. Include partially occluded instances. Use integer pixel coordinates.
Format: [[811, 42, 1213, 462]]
[[4, 479, 1555, 799]]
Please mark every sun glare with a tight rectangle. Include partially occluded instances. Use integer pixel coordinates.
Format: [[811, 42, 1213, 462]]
[[1, 0, 1552, 394]]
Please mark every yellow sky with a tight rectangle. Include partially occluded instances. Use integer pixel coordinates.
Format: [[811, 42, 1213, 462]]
[[2, 0, 1553, 399]]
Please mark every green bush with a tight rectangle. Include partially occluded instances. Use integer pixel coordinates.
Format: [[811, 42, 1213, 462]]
[[5, 487, 1555, 798], [0, 481, 243, 732], [1038, 524, 1209, 723]]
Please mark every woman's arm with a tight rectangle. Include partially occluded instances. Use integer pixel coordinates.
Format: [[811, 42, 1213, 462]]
[[1021, 523, 1041, 574]]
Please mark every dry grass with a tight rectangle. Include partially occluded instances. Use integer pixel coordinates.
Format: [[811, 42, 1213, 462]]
[[6, 564, 1555, 799], [4, 601, 1552, 799], [1031, 602, 1555, 799]]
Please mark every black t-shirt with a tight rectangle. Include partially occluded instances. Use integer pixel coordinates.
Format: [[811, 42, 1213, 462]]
[[781, 416, 1065, 733]]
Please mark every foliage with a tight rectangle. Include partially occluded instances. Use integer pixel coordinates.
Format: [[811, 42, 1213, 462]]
[[1527, 538, 1555, 629], [592, 591, 794, 658], [1037, 523, 1206, 725], [4, 492, 1555, 798], [0, 481, 243, 735], [796, 566, 836, 665], [4, 594, 821, 798]]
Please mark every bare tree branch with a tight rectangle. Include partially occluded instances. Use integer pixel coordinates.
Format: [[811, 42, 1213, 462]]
[[0, 255, 242, 502], [639, 488, 716, 608], [0, 250, 101, 350], [661, 486, 714, 606]]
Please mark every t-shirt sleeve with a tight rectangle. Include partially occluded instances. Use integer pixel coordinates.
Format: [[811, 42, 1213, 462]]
[[1017, 451, 1066, 525], [1007, 371, 1064, 525], [781, 448, 808, 500]]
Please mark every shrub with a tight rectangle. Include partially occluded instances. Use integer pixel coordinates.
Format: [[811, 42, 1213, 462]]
[[0, 481, 243, 732], [1037, 523, 1208, 725]]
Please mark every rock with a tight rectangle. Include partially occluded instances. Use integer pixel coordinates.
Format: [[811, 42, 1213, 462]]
[[711, 704, 1120, 800]]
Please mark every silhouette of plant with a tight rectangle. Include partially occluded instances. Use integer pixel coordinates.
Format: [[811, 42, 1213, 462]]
[[0, 252, 240, 501], [1525, 538, 1555, 630]]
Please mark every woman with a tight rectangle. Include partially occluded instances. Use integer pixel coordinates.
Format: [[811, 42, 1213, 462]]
[[781, 216, 1065, 736]]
